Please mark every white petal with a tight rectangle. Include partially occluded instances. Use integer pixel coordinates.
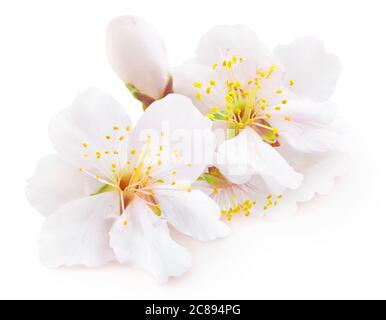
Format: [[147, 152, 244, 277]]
[[38, 192, 118, 268], [110, 199, 192, 283], [172, 59, 225, 114], [131, 94, 216, 184], [49, 88, 132, 176], [283, 149, 349, 203], [196, 25, 271, 68], [274, 37, 342, 102], [270, 99, 344, 153], [155, 188, 229, 241], [217, 127, 303, 191], [25, 155, 102, 216], [106, 16, 170, 99]]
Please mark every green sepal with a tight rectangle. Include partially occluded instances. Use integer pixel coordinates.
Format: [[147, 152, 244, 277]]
[[203, 173, 224, 187], [91, 184, 116, 196]]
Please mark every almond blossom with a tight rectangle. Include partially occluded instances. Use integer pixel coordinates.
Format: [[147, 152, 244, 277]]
[[173, 25, 344, 218], [106, 16, 172, 107], [26, 89, 228, 283]]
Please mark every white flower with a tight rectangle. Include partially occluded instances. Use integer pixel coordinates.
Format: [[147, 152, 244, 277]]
[[106, 16, 171, 105], [198, 150, 348, 221], [196, 166, 284, 220], [173, 25, 343, 194], [25, 89, 229, 283]]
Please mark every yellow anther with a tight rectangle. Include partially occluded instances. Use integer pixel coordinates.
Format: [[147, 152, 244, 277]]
[[196, 92, 202, 101], [194, 82, 202, 89], [232, 55, 238, 64], [206, 87, 212, 94], [211, 106, 219, 113], [276, 89, 283, 94], [96, 152, 102, 159], [171, 181, 176, 186], [282, 99, 288, 105], [206, 113, 215, 120], [126, 161, 131, 165], [158, 160, 162, 166], [227, 60, 233, 69], [284, 116, 292, 122], [187, 163, 192, 168], [210, 80, 216, 86], [289, 80, 295, 86], [130, 149, 136, 155], [83, 153, 89, 158], [212, 63, 218, 70], [270, 65, 278, 71], [159, 145, 163, 151], [105, 135, 111, 140], [113, 150, 119, 155], [118, 136, 124, 141], [111, 164, 117, 169], [278, 194, 283, 199], [273, 128, 279, 134], [275, 106, 281, 111], [225, 95, 234, 103], [265, 113, 272, 119], [105, 150, 110, 154], [82, 143, 88, 148], [126, 125, 131, 132], [123, 220, 128, 226], [113, 126, 120, 131]]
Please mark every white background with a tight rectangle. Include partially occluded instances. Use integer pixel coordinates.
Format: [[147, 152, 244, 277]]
[[0, 0, 385, 300]]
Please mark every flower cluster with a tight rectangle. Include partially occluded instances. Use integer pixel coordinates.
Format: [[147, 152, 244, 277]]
[[26, 16, 346, 283]]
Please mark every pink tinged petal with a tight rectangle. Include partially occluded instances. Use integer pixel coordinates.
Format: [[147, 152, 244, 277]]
[[270, 99, 344, 153], [217, 127, 303, 191], [110, 199, 192, 284], [38, 192, 119, 268], [131, 94, 216, 184], [196, 25, 271, 68], [106, 16, 170, 100], [48, 88, 132, 174], [285, 152, 349, 204], [25, 155, 102, 217], [155, 189, 229, 241], [274, 36, 342, 102]]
